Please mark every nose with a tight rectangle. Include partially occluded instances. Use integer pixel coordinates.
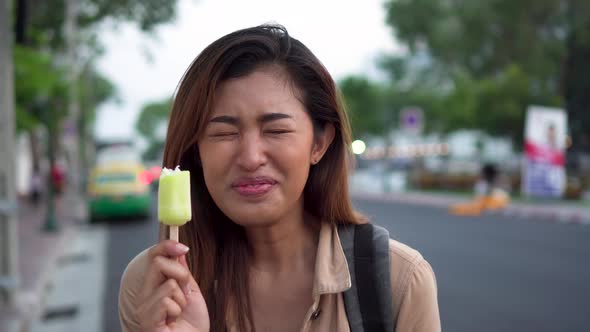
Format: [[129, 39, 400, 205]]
[[236, 131, 267, 171]]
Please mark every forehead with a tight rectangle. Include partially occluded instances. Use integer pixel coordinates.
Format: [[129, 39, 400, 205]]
[[212, 66, 305, 118]]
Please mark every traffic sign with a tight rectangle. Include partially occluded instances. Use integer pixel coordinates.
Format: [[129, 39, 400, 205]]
[[400, 107, 423, 135]]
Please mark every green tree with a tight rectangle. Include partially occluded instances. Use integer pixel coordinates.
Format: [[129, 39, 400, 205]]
[[563, 1, 590, 155], [12, 0, 179, 175], [13, 45, 70, 174], [135, 98, 172, 161], [20, 0, 177, 49], [383, 0, 590, 150], [13, 46, 67, 132], [339, 74, 448, 140], [339, 76, 389, 138]]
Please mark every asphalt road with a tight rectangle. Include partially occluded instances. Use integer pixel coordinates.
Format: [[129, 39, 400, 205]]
[[354, 198, 590, 332], [103, 199, 159, 332], [103, 197, 590, 331]]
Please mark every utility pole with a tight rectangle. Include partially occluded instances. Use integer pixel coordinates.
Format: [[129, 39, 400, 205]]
[[0, 0, 20, 305]]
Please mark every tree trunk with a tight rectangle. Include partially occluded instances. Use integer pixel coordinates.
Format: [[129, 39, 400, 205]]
[[65, 0, 81, 193], [14, 0, 27, 44], [563, 2, 590, 174], [29, 127, 40, 172]]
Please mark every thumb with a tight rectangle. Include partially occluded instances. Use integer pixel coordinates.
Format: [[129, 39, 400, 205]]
[[178, 254, 210, 330], [178, 254, 200, 294], [178, 255, 199, 294]]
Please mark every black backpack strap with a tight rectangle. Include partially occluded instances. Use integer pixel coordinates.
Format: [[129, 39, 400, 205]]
[[339, 223, 395, 332], [339, 224, 363, 331]]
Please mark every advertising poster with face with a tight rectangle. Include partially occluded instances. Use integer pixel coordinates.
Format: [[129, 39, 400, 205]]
[[522, 106, 568, 198]]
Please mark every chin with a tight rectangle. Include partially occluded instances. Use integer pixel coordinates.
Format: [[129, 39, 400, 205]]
[[213, 191, 285, 227], [224, 208, 282, 228]]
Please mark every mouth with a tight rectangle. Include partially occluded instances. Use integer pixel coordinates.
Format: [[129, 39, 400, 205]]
[[231, 177, 278, 197]]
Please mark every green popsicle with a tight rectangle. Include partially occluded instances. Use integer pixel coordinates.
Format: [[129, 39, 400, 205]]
[[158, 167, 192, 228]]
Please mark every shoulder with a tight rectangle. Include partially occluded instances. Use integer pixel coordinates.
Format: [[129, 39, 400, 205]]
[[388, 239, 440, 330], [118, 247, 152, 331], [388, 239, 436, 299]]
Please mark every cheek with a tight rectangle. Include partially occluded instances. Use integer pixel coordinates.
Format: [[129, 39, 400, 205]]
[[198, 143, 230, 187], [271, 138, 313, 188]]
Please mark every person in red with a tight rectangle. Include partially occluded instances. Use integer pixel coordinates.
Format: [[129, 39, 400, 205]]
[[51, 163, 65, 195]]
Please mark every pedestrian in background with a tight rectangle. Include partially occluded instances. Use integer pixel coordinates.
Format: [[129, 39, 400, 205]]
[[30, 168, 42, 205], [474, 163, 498, 197], [50, 163, 65, 195], [119, 24, 440, 332]]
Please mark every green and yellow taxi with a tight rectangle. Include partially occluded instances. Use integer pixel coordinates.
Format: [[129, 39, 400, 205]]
[[87, 161, 154, 221]]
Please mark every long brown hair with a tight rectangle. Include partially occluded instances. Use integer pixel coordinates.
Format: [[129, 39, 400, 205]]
[[161, 24, 364, 331]]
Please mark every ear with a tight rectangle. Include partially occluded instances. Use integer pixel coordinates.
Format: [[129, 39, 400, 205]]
[[311, 123, 336, 165]]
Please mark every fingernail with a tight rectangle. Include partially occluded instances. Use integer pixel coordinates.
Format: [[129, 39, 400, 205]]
[[176, 243, 189, 253]]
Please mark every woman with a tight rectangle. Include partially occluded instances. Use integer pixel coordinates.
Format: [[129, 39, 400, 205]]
[[119, 24, 440, 332]]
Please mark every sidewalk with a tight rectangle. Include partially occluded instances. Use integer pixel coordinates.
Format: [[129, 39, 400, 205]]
[[0, 191, 85, 332], [351, 190, 590, 225]]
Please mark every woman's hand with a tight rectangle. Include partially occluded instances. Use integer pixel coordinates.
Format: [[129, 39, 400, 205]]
[[136, 241, 210, 332]]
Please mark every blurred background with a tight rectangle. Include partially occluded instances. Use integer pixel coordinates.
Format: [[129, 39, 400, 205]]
[[1, 0, 589, 331]]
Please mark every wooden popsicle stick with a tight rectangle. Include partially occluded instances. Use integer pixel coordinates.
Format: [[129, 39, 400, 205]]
[[169, 225, 179, 242]]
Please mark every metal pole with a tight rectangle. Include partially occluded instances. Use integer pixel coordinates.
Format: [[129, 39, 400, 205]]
[[0, 0, 20, 305]]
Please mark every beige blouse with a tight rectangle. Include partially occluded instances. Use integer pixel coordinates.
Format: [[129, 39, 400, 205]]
[[119, 223, 441, 331]]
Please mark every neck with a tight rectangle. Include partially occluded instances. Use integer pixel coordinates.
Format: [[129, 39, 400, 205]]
[[246, 207, 320, 275]]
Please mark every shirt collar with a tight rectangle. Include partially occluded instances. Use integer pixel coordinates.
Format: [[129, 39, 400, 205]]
[[312, 222, 352, 296], [226, 222, 352, 331]]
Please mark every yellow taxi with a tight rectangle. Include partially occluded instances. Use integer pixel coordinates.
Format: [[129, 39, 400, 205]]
[[87, 161, 154, 222]]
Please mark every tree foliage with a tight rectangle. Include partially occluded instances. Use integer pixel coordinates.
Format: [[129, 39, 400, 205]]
[[13, 0, 179, 135], [361, 0, 590, 150], [135, 98, 172, 160], [339, 76, 389, 138], [11, 0, 179, 176], [25, 0, 177, 50], [13, 46, 68, 132]]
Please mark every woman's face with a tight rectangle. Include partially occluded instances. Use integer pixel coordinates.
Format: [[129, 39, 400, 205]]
[[198, 66, 333, 227]]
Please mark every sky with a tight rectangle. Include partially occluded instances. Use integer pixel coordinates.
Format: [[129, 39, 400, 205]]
[[94, 0, 404, 142]]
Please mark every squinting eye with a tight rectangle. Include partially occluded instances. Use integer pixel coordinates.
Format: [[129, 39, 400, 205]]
[[266, 130, 291, 135], [211, 132, 238, 137]]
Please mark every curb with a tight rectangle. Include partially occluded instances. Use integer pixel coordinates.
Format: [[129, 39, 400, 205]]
[[351, 191, 590, 225], [351, 191, 462, 208], [498, 206, 590, 225]]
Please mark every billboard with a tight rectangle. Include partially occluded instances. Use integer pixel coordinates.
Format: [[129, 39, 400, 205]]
[[522, 106, 568, 198]]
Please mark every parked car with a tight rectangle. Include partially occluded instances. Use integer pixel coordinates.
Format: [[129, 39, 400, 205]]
[[87, 161, 153, 222]]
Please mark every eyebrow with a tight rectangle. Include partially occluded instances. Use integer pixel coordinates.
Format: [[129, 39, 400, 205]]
[[209, 115, 239, 125], [209, 112, 293, 125]]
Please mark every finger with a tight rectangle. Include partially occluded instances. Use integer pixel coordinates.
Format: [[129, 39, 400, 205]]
[[138, 295, 180, 329], [179, 253, 188, 268], [156, 278, 187, 310], [178, 254, 201, 295], [161, 297, 182, 322], [142, 240, 189, 293], [147, 240, 190, 259], [141, 256, 192, 298], [140, 281, 186, 327]]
